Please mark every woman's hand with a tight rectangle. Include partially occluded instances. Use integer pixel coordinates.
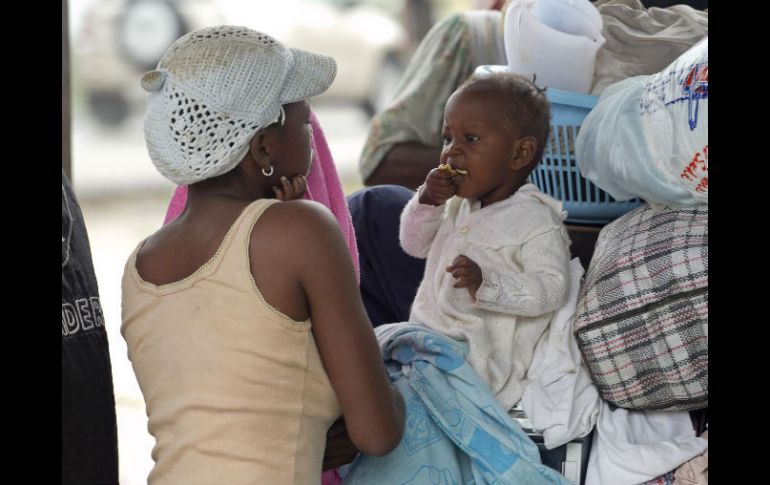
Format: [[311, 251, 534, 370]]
[[322, 417, 359, 470], [274, 175, 307, 201], [446, 255, 483, 299]]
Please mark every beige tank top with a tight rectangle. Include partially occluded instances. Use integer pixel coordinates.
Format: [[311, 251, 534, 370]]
[[121, 199, 341, 485]]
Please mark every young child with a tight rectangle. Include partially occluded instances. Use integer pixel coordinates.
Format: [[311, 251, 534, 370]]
[[399, 72, 571, 412], [121, 26, 404, 485]]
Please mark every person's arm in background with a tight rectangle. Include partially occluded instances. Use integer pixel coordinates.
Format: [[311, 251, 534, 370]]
[[366, 142, 441, 189], [360, 11, 503, 188], [62, 170, 119, 485]]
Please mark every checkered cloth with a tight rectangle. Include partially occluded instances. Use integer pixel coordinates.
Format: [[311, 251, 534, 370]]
[[644, 471, 676, 485], [573, 204, 708, 411]]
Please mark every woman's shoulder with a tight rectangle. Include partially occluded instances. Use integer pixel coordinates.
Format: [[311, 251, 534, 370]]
[[250, 199, 353, 289], [255, 199, 343, 249], [261, 199, 337, 228]]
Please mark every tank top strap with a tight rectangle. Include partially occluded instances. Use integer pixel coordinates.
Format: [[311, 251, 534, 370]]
[[214, 198, 281, 283], [229, 199, 281, 248]]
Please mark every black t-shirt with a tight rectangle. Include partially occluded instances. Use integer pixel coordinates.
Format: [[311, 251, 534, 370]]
[[62, 171, 119, 485]]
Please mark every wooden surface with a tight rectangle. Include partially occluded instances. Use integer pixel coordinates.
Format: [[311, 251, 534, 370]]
[[566, 224, 603, 270]]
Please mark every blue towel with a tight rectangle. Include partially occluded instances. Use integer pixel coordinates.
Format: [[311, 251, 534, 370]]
[[343, 324, 571, 485]]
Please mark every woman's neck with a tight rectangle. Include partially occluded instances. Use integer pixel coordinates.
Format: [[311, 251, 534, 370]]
[[183, 172, 274, 215]]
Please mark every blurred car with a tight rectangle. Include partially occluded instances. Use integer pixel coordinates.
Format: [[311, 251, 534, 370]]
[[73, 0, 224, 125], [73, 0, 409, 125]]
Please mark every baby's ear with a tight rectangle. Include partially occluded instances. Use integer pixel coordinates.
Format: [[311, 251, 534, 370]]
[[510, 136, 537, 171]]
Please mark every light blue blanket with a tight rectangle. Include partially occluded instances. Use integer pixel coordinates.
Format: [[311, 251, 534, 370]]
[[343, 324, 571, 485]]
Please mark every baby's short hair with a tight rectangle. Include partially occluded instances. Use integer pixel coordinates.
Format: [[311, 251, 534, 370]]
[[458, 72, 551, 166]]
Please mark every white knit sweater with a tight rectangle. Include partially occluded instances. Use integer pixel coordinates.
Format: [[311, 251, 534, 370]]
[[400, 184, 571, 411]]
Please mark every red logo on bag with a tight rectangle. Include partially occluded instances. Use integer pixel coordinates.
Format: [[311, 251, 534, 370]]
[[680, 145, 708, 193]]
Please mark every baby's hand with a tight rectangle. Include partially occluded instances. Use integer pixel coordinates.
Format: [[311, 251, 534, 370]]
[[418, 165, 456, 206], [274, 175, 307, 201], [446, 255, 482, 299]]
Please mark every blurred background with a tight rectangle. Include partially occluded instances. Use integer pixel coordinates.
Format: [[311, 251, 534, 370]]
[[67, 1, 478, 483]]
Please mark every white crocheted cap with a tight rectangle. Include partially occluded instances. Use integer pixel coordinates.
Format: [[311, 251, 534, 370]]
[[141, 26, 337, 185]]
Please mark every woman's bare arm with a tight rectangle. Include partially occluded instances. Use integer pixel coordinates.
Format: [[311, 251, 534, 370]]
[[251, 201, 405, 456]]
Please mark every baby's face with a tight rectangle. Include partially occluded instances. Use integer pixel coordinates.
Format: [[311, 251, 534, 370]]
[[440, 89, 521, 207]]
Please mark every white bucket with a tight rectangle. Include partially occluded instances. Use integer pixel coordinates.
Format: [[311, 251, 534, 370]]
[[504, 0, 605, 93], [533, 0, 603, 39]]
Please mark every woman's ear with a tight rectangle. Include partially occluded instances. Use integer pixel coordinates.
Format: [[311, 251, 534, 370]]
[[248, 128, 277, 171], [510, 136, 537, 171]]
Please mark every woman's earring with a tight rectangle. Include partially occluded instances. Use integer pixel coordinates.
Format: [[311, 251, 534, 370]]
[[262, 165, 274, 177]]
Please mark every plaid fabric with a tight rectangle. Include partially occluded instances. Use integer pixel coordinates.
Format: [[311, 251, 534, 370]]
[[573, 205, 708, 411], [643, 471, 676, 485]]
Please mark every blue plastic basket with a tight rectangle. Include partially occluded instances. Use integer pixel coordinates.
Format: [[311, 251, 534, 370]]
[[532, 88, 642, 225]]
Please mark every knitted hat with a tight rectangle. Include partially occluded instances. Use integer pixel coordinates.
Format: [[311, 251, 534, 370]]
[[141, 26, 337, 185]]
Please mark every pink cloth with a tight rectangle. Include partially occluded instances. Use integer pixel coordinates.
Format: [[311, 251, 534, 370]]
[[163, 110, 360, 280], [321, 469, 343, 485]]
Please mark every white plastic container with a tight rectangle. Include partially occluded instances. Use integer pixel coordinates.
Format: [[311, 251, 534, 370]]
[[504, 0, 605, 93], [533, 0, 603, 39]]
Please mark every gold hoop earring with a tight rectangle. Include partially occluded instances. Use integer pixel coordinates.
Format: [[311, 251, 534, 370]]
[[262, 165, 274, 177]]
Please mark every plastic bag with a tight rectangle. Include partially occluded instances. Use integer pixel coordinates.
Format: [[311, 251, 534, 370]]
[[641, 37, 708, 202], [575, 37, 708, 207]]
